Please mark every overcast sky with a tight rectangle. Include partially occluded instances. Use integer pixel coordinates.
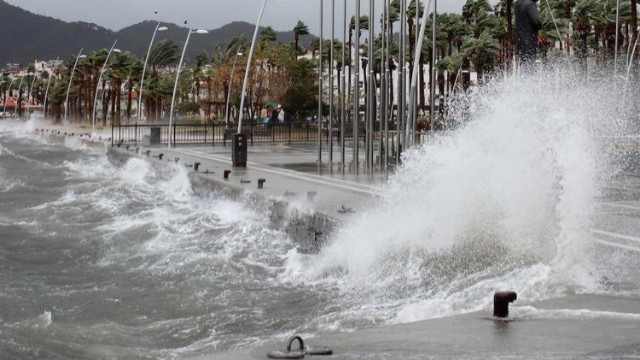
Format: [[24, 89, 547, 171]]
[[5, 0, 497, 34]]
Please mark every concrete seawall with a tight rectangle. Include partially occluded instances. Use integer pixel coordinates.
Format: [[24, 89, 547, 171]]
[[38, 129, 370, 253], [106, 144, 340, 252]]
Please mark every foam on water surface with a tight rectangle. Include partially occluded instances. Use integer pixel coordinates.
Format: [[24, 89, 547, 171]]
[[286, 70, 633, 325]]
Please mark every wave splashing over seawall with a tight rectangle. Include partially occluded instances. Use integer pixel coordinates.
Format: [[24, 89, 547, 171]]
[[287, 70, 629, 325]]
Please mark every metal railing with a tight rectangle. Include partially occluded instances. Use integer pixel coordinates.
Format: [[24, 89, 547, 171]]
[[111, 121, 367, 147]]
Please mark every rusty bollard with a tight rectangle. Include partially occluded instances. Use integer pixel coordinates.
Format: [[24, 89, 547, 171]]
[[494, 291, 517, 318]]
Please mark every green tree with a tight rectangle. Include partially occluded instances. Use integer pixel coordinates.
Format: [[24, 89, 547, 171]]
[[260, 26, 278, 44], [146, 39, 180, 121], [281, 58, 318, 120], [293, 20, 310, 57], [460, 29, 501, 81], [193, 50, 209, 103]]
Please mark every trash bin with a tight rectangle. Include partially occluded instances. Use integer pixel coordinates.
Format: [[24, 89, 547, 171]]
[[150, 127, 161, 144], [232, 133, 247, 167]]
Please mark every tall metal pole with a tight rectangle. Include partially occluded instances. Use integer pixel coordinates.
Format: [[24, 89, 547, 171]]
[[138, 23, 167, 124], [170, 29, 208, 148], [43, 58, 59, 119], [2, 78, 15, 116], [341, 0, 347, 167], [329, 0, 335, 164], [65, 48, 83, 123], [381, 0, 389, 170], [27, 68, 38, 115], [367, 0, 375, 170], [408, 0, 432, 147], [238, 0, 268, 133], [430, 0, 437, 130], [318, 0, 324, 163], [615, 0, 620, 73], [397, 0, 407, 164], [16, 75, 25, 118], [353, 0, 361, 168], [225, 48, 242, 128], [169, 29, 192, 148], [93, 40, 118, 135]]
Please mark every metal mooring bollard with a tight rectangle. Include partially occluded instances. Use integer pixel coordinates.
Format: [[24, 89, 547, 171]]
[[224, 170, 231, 179], [257, 179, 266, 189], [494, 291, 517, 318], [268, 335, 305, 359], [194, 162, 201, 171], [267, 335, 333, 358], [158, 153, 163, 160]]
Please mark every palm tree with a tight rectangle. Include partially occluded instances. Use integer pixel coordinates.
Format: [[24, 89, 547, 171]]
[[109, 51, 140, 125], [573, 0, 599, 70], [193, 50, 209, 103], [146, 39, 180, 121], [460, 28, 501, 81], [538, 0, 571, 61], [260, 26, 278, 44], [293, 20, 310, 57]]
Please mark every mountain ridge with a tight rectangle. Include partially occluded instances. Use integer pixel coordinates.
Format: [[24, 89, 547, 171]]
[[0, 0, 312, 67]]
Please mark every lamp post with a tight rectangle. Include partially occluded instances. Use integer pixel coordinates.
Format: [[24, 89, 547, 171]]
[[238, 0, 268, 135], [2, 78, 14, 117], [318, 0, 324, 163], [168, 28, 208, 149], [138, 23, 168, 124], [16, 74, 27, 118], [65, 49, 85, 123], [93, 40, 120, 135], [0, 80, 5, 114], [225, 49, 243, 128], [27, 70, 38, 117], [43, 58, 59, 119]]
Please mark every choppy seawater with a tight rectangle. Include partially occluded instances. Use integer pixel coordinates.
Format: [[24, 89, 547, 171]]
[[2, 72, 640, 359]]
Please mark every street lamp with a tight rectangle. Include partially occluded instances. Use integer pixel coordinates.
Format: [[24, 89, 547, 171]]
[[27, 70, 38, 117], [225, 49, 243, 128], [16, 74, 27, 118], [237, 0, 268, 134], [168, 28, 208, 149], [93, 40, 121, 135], [65, 49, 86, 123], [43, 58, 60, 119], [138, 23, 168, 123], [1, 78, 14, 117]]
